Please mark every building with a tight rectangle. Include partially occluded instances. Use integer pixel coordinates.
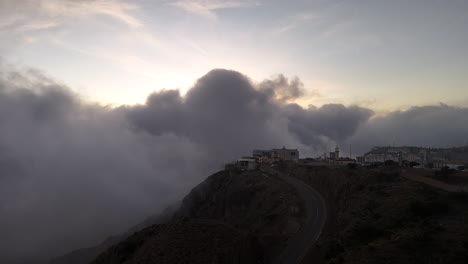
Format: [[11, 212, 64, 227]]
[[236, 158, 257, 171], [364, 153, 385, 163], [432, 157, 447, 169], [362, 146, 468, 168], [327, 146, 356, 165], [329, 146, 340, 160], [385, 154, 400, 163], [356, 156, 366, 164], [253, 149, 272, 158], [406, 154, 423, 163], [271, 147, 299, 162], [254, 147, 299, 162]]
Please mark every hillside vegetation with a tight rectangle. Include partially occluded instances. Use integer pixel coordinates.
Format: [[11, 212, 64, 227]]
[[285, 164, 468, 264]]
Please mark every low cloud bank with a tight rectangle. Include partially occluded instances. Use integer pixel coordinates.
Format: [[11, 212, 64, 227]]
[[349, 104, 468, 154], [0, 68, 211, 263]]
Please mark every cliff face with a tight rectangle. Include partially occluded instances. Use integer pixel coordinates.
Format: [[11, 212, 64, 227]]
[[90, 169, 305, 264]]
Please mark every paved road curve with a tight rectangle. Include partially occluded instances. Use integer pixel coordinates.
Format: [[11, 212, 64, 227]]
[[262, 165, 327, 264]]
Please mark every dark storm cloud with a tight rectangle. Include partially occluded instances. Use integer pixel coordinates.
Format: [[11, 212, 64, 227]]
[[284, 103, 374, 145], [0, 66, 377, 263], [123, 69, 374, 158], [123, 69, 294, 161], [124, 89, 186, 136], [349, 104, 468, 154]]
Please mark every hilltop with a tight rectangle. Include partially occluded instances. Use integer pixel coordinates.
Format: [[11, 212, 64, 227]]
[[88, 169, 306, 264]]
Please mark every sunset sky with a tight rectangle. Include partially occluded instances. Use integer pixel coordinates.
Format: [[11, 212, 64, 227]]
[[1, 0, 467, 111]]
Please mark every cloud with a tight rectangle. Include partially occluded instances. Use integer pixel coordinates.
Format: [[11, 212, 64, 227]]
[[122, 69, 373, 157], [349, 104, 468, 154], [258, 74, 305, 102], [284, 103, 374, 146], [170, 0, 259, 20], [272, 12, 320, 35], [80, 0, 142, 28], [0, 14, 25, 29], [122, 69, 297, 160], [0, 66, 210, 263], [0, 0, 143, 30], [14, 21, 59, 32]]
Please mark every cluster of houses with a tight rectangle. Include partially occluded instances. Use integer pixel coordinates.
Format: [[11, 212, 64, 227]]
[[357, 147, 427, 165], [356, 146, 466, 170], [226, 146, 360, 171], [225, 147, 299, 171], [225, 145, 467, 172]]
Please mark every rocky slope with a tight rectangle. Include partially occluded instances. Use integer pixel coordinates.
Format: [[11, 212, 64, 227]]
[[92, 220, 261, 264], [284, 164, 468, 264], [50, 206, 178, 264], [89, 169, 305, 263]]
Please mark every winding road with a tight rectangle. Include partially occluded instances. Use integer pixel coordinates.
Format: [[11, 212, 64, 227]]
[[262, 165, 327, 264]]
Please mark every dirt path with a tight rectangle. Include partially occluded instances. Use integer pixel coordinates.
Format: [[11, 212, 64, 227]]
[[402, 169, 468, 192]]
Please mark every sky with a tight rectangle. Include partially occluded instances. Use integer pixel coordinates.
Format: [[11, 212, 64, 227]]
[[1, 1, 468, 263], [1, 0, 467, 111]]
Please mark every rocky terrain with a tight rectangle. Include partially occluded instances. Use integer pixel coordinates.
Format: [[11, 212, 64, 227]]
[[50, 206, 178, 264], [63, 169, 305, 264], [284, 164, 468, 264], [92, 219, 261, 264]]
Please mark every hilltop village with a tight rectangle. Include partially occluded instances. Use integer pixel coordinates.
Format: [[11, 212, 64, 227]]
[[227, 145, 468, 171], [225, 147, 299, 171], [360, 146, 468, 170], [225, 146, 356, 171]]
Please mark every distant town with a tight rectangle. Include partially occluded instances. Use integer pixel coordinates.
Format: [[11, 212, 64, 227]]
[[226, 145, 468, 171]]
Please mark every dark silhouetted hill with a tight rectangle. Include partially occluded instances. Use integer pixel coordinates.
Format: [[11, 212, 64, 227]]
[[86, 169, 304, 264]]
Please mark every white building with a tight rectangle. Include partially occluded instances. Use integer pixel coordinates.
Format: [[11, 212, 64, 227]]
[[237, 158, 257, 171]]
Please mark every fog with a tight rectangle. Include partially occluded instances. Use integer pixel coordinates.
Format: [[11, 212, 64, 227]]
[[0, 67, 212, 262], [348, 104, 468, 154], [1, 66, 467, 263]]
